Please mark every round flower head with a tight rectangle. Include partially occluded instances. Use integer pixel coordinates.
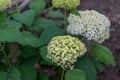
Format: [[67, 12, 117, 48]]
[[0, 0, 11, 11], [52, 0, 80, 10], [47, 35, 86, 70], [67, 10, 111, 43]]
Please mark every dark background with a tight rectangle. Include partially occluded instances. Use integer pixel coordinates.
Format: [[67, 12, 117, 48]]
[[78, 0, 120, 80]]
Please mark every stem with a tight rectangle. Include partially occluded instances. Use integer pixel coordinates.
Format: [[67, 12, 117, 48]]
[[61, 69, 65, 80], [19, 0, 32, 10], [0, 43, 12, 67], [9, 47, 19, 65], [0, 12, 6, 25], [64, 10, 67, 28], [15, 0, 20, 13]]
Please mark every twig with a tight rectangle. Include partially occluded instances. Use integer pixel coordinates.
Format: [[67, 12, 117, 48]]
[[19, 0, 32, 9]]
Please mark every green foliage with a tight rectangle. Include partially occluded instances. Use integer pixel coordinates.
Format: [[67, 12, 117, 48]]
[[20, 54, 40, 66], [70, 8, 80, 16], [0, 67, 21, 80], [0, 0, 116, 80], [0, 20, 44, 47], [39, 46, 56, 66], [90, 43, 116, 66], [0, 53, 4, 60], [29, 0, 46, 13], [39, 46, 51, 63], [65, 69, 86, 80], [30, 17, 61, 31], [0, 62, 7, 71], [39, 72, 49, 80], [47, 9, 64, 18], [92, 59, 104, 72], [19, 55, 39, 80], [75, 55, 97, 80], [13, 10, 35, 27], [19, 45, 38, 58], [0, 20, 22, 42], [0, 72, 6, 80], [19, 65, 37, 80], [40, 27, 64, 44], [20, 31, 44, 47]]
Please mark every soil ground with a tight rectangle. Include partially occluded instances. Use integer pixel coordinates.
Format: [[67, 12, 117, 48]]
[[79, 0, 120, 80]]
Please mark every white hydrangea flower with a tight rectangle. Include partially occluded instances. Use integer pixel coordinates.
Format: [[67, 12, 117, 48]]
[[0, 0, 11, 11], [47, 35, 86, 70], [67, 10, 111, 43]]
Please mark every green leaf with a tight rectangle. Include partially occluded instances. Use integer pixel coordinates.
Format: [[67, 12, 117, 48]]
[[0, 62, 7, 71], [92, 59, 104, 72], [19, 55, 38, 80], [13, 10, 35, 27], [47, 9, 64, 18], [39, 46, 55, 65], [0, 71, 7, 80], [21, 54, 40, 66], [90, 43, 116, 66], [0, 20, 22, 42], [65, 69, 86, 80], [40, 27, 64, 44], [75, 55, 97, 80], [30, 18, 60, 31], [0, 53, 4, 60], [20, 31, 44, 47], [39, 46, 50, 62], [70, 9, 80, 16], [19, 45, 38, 58], [19, 64, 37, 80], [0, 20, 44, 47], [39, 72, 49, 80], [0, 67, 21, 80], [8, 68, 21, 80], [29, 0, 46, 13]]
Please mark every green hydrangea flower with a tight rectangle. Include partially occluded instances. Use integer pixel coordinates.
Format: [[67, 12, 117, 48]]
[[52, 0, 80, 10], [47, 35, 86, 70], [0, 0, 11, 11]]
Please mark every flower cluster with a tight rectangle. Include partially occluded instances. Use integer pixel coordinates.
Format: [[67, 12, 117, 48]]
[[47, 35, 86, 70], [67, 10, 111, 43], [52, 0, 80, 10], [0, 0, 11, 11]]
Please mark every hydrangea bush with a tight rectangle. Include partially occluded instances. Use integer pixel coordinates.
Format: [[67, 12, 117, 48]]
[[0, 0, 115, 80]]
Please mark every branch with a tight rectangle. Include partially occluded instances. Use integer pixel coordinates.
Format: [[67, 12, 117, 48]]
[[19, 0, 32, 9]]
